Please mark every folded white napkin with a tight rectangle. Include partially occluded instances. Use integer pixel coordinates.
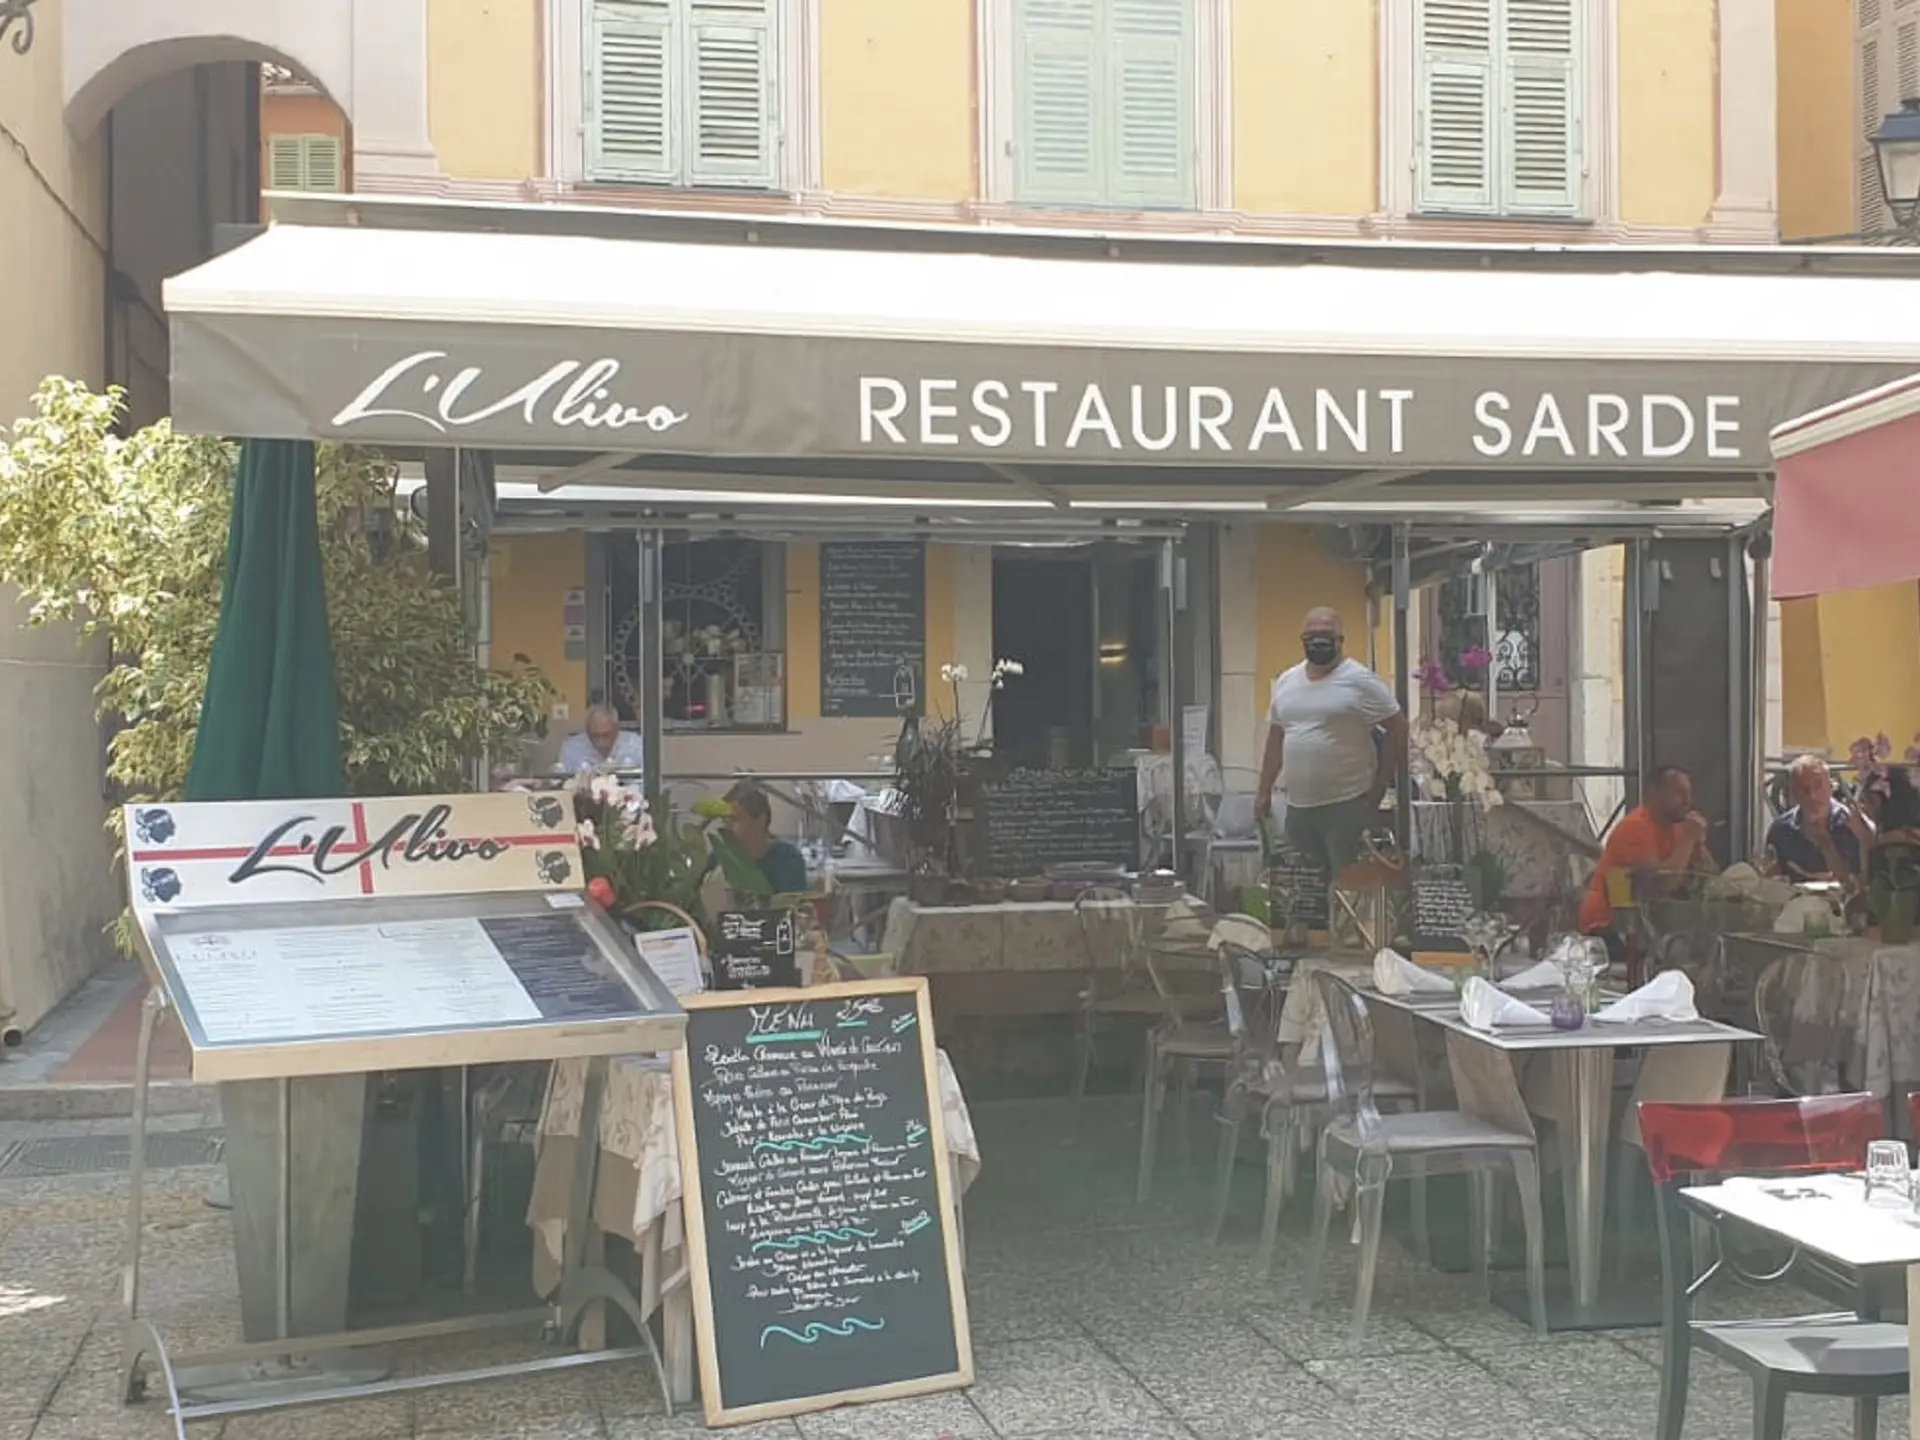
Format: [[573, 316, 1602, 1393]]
[[1498, 960, 1564, 993], [1592, 969, 1699, 1024], [1372, 948, 1454, 996], [1461, 975, 1551, 1030]]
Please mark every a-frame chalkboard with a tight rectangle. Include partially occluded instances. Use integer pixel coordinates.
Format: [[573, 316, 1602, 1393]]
[[670, 978, 973, 1427]]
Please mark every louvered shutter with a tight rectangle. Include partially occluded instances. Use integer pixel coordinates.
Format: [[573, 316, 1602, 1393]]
[[1500, 0, 1580, 214], [267, 135, 307, 191], [588, 0, 677, 183], [303, 137, 343, 192], [1859, 0, 1902, 233], [1107, 0, 1195, 207], [1416, 0, 1497, 212], [1015, 0, 1102, 204], [687, 0, 777, 186]]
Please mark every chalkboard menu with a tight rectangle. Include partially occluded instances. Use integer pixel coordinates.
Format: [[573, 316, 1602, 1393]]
[[712, 910, 800, 991], [980, 768, 1139, 878], [671, 979, 972, 1426], [1267, 847, 1330, 931], [820, 543, 926, 719], [1411, 872, 1476, 952]]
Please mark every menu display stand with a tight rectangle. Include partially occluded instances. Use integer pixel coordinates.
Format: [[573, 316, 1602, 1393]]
[[118, 793, 687, 1437]]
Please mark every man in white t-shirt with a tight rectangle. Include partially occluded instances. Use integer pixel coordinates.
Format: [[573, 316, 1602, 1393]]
[[1253, 606, 1407, 874]]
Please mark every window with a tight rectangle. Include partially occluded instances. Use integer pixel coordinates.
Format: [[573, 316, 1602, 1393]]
[[1415, 0, 1583, 218], [605, 538, 787, 731], [1004, 0, 1202, 209], [585, 0, 782, 188], [265, 134, 344, 192]]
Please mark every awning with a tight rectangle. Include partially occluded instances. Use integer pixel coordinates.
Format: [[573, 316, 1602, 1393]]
[[1770, 373, 1920, 599], [164, 214, 1920, 504]]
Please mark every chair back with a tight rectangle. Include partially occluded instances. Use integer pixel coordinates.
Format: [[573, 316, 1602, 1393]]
[[1637, 1094, 1880, 1187], [1308, 969, 1384, 1140], [1074, 886, 1142, 976], [1637, 1094, 1882, 1338], [1752, 950, 1847, 1096]]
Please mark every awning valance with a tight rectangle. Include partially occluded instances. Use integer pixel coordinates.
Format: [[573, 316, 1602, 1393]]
[[165, 222, 1920, 479], [1770, 373, 1920, 600]]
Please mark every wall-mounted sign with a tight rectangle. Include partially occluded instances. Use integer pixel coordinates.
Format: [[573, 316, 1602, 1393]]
[[124, 792, 580, 913], [819, 543, 926, 719]]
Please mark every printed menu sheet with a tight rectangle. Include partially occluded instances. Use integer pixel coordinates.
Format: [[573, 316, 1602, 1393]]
[[165, 918, 545, 1043]]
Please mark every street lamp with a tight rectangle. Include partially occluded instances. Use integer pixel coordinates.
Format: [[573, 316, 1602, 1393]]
[[1872, 97, 1920, 229]]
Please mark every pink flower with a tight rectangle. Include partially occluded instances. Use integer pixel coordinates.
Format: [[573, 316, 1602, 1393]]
[[1459, 645, 1493, 671]]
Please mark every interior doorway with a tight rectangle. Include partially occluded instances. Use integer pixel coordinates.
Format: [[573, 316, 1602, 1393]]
[[990, 546, 1164, 769]]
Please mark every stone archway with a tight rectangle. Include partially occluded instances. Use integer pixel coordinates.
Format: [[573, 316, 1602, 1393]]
[[63, 0, 439, 188]]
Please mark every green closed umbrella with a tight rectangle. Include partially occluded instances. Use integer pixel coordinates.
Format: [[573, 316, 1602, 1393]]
[[185, 438, 344, 801]]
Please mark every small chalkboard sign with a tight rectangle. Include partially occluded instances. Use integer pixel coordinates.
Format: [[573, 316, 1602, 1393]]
[[980, 768, 1139, 878], [820, 543, 926, 719], [712, 910, 800, 990], [1267, 845, 1330, 930], [671, 978, 972, 1427], [1411, 872, 1476, 952]]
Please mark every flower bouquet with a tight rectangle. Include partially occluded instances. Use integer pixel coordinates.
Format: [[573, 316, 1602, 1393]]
[[569, 773, 768, 936]]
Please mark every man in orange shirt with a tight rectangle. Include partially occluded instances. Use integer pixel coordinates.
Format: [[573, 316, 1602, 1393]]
[[1579, 766, 1713, 956]]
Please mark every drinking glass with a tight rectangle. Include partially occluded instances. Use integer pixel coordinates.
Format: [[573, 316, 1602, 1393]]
[[1864, 1139, 1912, 1208]]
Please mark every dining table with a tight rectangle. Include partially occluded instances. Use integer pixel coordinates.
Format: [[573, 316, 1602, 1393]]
[[1367, 985, 1760, 1330]]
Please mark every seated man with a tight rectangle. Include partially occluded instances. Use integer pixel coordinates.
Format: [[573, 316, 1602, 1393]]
[[556, 704, 645, 775], [1579, 765, 1714, 959], [724, 782, 810, 896], [1764, 753, 1871, 887]]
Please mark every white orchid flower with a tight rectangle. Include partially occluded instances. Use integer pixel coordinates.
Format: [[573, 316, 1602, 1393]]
[[577, 819, 598, 850], [1424, 778, 1447, 800]]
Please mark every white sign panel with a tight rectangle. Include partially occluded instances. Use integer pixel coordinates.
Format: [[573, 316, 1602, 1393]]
[[125, 792, 581, 913]]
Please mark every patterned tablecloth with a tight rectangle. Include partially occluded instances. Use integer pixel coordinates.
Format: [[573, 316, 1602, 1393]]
[[527, 1051, 980, 1405], [1752, 938, 1920, 1117], [879, 896, 1213, 976]]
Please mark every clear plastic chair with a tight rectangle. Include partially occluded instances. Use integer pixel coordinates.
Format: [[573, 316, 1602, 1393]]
[[1639, 1095, 1904, 1440], [1132, 930, 1233, 1202], [1303, 970, 1548, 1345], [1205, 947, 1419, 1275], [1070, 886, 1165, 1102], [1753, 951, 1849, 1096]]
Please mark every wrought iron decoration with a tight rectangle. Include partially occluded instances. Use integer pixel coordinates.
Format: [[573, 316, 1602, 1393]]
[[1, 0, 38, 56]]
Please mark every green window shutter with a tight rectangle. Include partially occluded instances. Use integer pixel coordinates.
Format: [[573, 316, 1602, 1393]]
[[686, 0, 778, 187], [303, 136, 343, 192], [1014, 0, 1103, 205], [1106, 0, 1195, 208], [1416, 0, 1497, 213], [1500, 0, 1582, 215], [267, 135, 307, 190], [588, 0, 678, 183]]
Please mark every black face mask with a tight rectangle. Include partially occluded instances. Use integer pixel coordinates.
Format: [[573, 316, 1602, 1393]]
[[1303, 636, 1340, 667]]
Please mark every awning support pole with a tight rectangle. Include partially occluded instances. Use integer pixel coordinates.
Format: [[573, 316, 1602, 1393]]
[[1392, 524, 1413, 856], [1485, 558, 1500, 725], [1749, 528, 1773, 857], [1622, 540, 1647, 811], [1726, 533, 1750, 863], [640, 529, 665, 802], [1163, 537, 1184, 878]]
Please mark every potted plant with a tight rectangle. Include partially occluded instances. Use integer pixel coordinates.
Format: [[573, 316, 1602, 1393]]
[[569, 775, 767, 937], [890, 658, 1024, 904]]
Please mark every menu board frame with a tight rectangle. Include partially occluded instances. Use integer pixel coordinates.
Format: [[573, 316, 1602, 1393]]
[[139, 891, 684, 1082], [670, 978, 973, 1428], [818, 541, 927, 719]]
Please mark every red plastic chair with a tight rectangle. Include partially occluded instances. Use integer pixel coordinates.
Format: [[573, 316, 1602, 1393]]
[[1637, 1095, 1906, 1440], [1906, 1090, 1920, 1140]]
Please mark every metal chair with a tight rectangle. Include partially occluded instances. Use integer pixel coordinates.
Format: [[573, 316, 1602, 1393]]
[[1638, 1095, 1906, 1440], [1303, 971, 1548, 1345]]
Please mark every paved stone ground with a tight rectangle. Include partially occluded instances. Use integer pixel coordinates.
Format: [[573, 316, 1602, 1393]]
[[0, 1094, 1903, 1439]]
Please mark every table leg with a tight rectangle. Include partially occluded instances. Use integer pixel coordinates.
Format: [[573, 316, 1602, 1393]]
[[1558, 1047, 1613, 1311]]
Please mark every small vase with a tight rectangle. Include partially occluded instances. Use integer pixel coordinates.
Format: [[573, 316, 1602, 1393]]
[[1550, 991, 1586, 1031]]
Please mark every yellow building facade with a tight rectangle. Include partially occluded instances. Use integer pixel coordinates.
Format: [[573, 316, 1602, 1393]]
[[1773, 0, 1919, 758], [258, 0, 1779, 782]]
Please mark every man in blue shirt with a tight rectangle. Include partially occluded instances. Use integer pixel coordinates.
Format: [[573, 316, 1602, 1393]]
[[1764, 753, 1872, 885]]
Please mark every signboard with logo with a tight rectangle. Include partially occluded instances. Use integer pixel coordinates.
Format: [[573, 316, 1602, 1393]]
[[125, 792, 580, 915], [121, 793, 684, 1081]]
